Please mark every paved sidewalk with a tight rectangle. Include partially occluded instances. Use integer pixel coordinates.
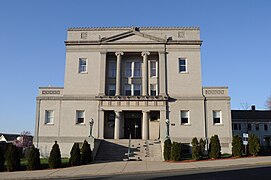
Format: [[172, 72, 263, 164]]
[[1, 156, 271, 179]]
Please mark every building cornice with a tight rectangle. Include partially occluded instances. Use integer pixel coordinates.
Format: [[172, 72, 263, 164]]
[[68, 26, 200, 31]]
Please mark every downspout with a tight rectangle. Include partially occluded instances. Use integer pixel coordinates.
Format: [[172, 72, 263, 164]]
[[36, 99, 41, 148], [202, 90, 208, 151]]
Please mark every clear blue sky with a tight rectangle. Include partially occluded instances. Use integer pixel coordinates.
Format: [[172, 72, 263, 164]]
[[0, 0, 270, 135]]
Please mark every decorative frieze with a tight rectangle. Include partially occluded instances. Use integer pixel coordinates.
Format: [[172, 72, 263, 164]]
[[42, 90, 60, 95]]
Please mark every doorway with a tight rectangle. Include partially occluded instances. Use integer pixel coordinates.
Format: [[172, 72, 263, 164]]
[[124, 111, 142, 139]]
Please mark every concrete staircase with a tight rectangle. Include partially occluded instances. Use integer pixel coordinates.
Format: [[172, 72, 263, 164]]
[[95, 139, 162, 162]]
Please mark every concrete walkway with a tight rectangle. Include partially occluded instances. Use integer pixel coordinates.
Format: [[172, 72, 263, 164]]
[[1, 156, 271, 179]]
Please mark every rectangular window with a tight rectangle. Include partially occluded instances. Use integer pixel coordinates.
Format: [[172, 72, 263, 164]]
[[108, 61, 116, 78], [76, 110, 85, 124], [248, 124, 252, 131], [213, 111, 221, 124], [134, 61, 141, 77], [45, 110, 54, 124], [264, 124, 268, 131], [133, 84, 141, 96], [233, 123, 238, 130], [181, 110, 189, 125], [150, 84, 157, 96], [179, 58, 187, 73], [108, 85, 116, 96], [238, 123, 241, 130], [150, 61, 157, 77], [125, 62, 132, 77], [125, 84, 131, 96], [255, 124, 259, 131], [79, 58, 87, 73]]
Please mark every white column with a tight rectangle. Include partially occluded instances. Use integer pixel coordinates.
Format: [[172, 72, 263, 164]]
[[99, 51, 106, 96], [115, 52, 123, 96], [114, 111, 121, 139], [142, 111, 149, 140], [141, 52, 150, 96], [158, 51, 166, 96], [98, 110, 104, 139]]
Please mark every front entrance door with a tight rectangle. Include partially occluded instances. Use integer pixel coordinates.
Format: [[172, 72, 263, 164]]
[[124, 112, 142, 139]]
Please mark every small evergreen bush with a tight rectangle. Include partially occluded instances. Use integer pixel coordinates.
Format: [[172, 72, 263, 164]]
[[191, 137, 201, 160], [163, 138, 172, 161], [232, 135, 243, 157], [0, 147, 4, 171], [81, 140, 92, 164], [171, 142, 181, 161], [199, 138, 206, 157], [5, 144, 21, 172], [27, 146, 41, 170], [209, 135, 221, 159], [48, 141, 61, 169], [69, 143, 81, 166], [248, 134, 260, 156]]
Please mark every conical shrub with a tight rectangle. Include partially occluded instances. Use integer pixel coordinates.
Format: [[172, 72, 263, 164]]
[[170, 142, 181, 161], [248, 134, 260, 156], [163, 138, 172, 161], [232, 135, 243, 157], [191, 137, 201, 160], [81, 140, 91, 164], [199, 138, 206, 157], [27, 146, 41, 170], [0, 147, 4, 171], [209, 135, 221, 159], [5, 144, 21, 172], [48, 141, 61, 169], [69, 143, 81, 166]]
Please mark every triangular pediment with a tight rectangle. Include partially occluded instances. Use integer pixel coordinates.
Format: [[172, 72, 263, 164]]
[[101, 29, 166, 43]]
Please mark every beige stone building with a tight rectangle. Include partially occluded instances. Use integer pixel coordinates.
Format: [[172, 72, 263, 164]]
[[34, 26, 232, 158]]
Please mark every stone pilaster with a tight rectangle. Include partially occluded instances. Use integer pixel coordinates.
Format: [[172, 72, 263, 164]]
[[115, 52, 123, 96], [114, 111, 121, 139], [99, 51, 106, 96], [141, 52, 150, 96], [142, 110, 149, 140], [158, 51, 166, 96]]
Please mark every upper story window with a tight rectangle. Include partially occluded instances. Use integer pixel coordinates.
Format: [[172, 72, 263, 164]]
[[233, 123, 241, 131], [179, 58, 187, 73], [248, 123, 252, 131], [45, 110, 54, 124], [124, 84, 131, 96], [264, 124, 268, 131], [180, 110, 189, 125], [255, 124, 260, 131], [213, 110, 221, 125], [108, 61, 116, 78], [133, 84, 141, 96], [125, 61, 141, 77], [150, 84, 157, 96], [108, 84, 116, 96], [76, 110, 85, 124], [134, 61, 141, 77], [79, 58, 87, 73], [150, 61, 157, 77]]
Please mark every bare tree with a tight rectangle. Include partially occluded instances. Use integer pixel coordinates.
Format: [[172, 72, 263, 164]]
[[240, 102, 250, 110], [13, 131, 32, 148], [265, 95, 271, 110]]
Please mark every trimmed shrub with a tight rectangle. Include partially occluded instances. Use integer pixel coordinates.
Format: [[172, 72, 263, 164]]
[[48, 141, 61, 169], [163, 138, 172, 161], [199, 138, 206, 157], [248, 134, 260, 156], [209, 135, 221, 159], [69, 143, 81, 166], [191, 138, 201, 160], [5, 144, 21, 172], [0, 147, 4, 171], [232, 135, 243, 157], [171, 142, 181, 161], [27, 146, 41, 170], [81, 140, 92, 164]]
